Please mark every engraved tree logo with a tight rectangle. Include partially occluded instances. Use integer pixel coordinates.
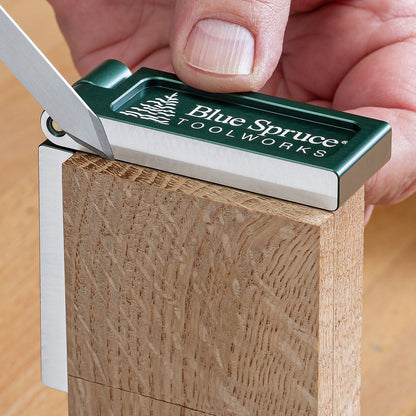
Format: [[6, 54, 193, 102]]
[[119, 92, 179, 125]]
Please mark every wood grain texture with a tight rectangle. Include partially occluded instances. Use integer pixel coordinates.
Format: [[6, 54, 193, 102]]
[[332, 192, 363, 415], [361, 199, 416, 416], [63, 152, 363, 416], [318, 192, 363, 416], [0, 1, 75, 415], [68, 377, 203, 416]]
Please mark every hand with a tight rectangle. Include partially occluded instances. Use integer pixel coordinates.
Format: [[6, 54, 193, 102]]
[[48, 0, 416, 223]]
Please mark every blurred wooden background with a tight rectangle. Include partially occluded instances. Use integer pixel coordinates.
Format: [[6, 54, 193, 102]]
[[0, 1, 415, 415]]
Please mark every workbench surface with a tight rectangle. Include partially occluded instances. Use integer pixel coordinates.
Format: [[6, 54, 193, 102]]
[[0, 1, 415, 414]]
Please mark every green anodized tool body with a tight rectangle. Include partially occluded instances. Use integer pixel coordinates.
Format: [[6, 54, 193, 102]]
[[42, 59, 391, 211], [38, 61, 391, 391]]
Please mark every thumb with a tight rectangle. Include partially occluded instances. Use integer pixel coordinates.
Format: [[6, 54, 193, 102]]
[[170, 0, 291, 93]]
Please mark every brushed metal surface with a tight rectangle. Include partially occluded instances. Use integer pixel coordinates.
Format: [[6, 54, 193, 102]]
[[39, 144, 73, 392], [0, 5, 113, 159]]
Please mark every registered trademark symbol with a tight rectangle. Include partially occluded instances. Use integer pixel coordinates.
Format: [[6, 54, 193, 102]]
[[341, 141, 348, 145]]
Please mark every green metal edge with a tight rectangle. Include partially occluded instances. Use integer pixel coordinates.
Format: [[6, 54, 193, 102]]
[[73, 63, 392, 205]]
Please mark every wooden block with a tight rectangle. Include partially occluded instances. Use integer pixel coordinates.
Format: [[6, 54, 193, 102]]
[[63, 152, 363, 416], [68, 376, 202, 416]]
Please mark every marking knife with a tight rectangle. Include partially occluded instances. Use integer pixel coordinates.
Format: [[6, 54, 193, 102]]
[[0, 4, 391, 393]]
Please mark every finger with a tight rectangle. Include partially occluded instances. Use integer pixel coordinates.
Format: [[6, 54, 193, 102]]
[[290, 0, 333, 13], [351, 107, 416, 207], [364, 204, 374, 226], [48, 0, 175, 74], [170, 0, 291, 92]]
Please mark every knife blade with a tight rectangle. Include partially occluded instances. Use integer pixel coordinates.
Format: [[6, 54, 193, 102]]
[[0, 4, 113, 159]]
